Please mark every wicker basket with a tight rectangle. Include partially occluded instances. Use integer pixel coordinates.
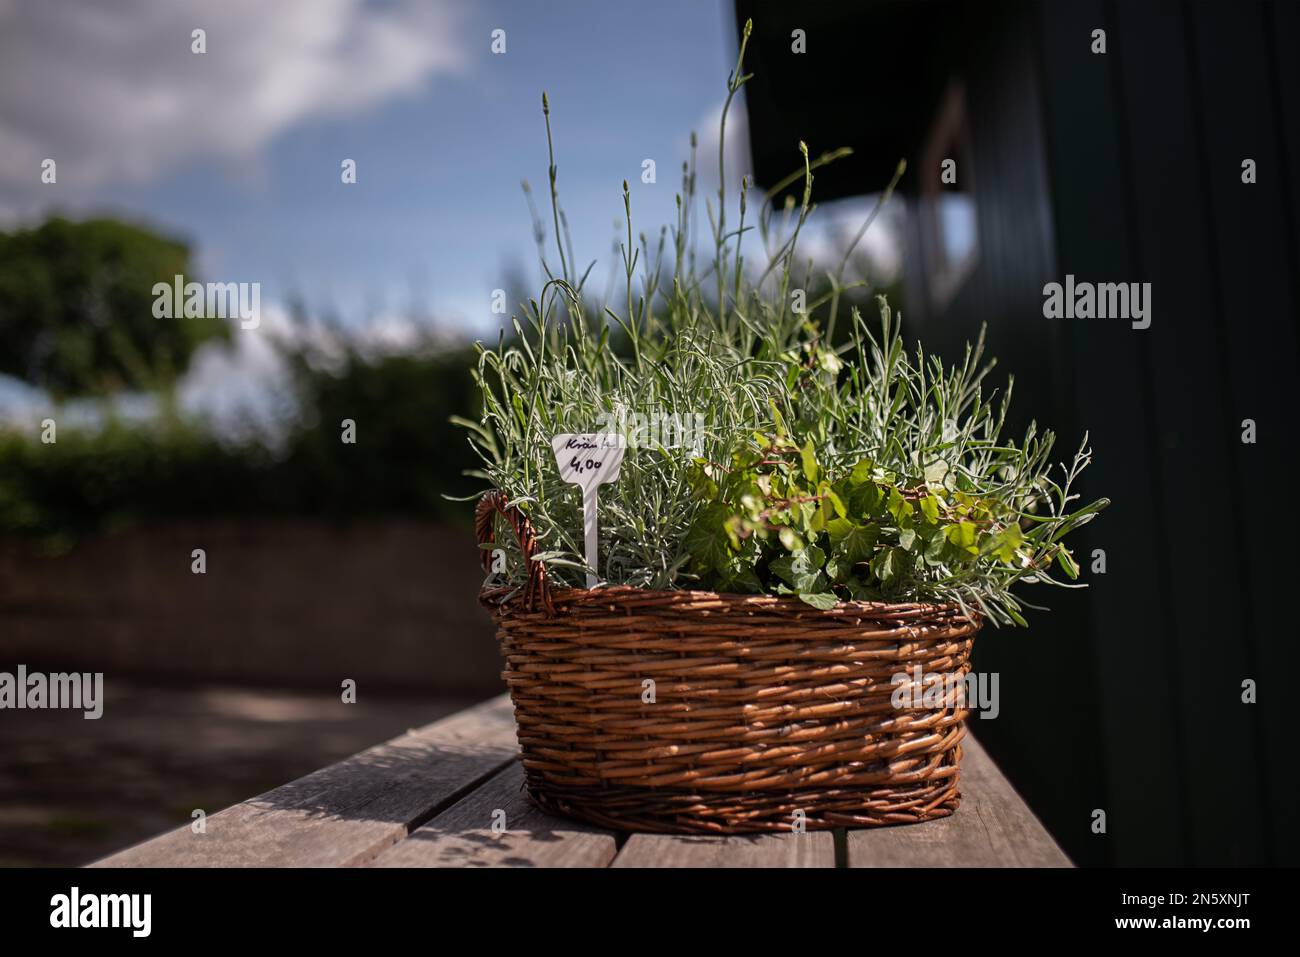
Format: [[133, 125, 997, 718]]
[[475, 490, 982, 834]]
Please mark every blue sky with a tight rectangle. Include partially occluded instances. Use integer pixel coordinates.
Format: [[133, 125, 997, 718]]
[[1, 0, 746, 334]]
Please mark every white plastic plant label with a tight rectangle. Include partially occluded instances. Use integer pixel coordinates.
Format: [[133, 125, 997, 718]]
[[551, 433, 625, 588]]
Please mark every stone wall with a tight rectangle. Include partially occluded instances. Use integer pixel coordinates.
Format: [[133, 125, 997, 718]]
[[0, 520, 504, 695]]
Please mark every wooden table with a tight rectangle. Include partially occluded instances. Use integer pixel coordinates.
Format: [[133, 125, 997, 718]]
[[92, 694, 1071, 868]]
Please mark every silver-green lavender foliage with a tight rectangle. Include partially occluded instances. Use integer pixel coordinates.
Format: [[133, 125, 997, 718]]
[[456, 21, 1107, 624]]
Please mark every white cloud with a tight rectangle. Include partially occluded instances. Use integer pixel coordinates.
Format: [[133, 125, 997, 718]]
[[0, 0, 467, 191], [0, 305, 305, 442], [0, 302, 471, 446], [789, 195, 906, 286], [175, 305, 304, 446], [687, 96, 752, 199]]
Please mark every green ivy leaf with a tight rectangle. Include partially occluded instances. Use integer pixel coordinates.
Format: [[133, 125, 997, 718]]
[[923, 458, 949, 485], [825, 487, 847, 519], [849, 481, 883, 517], [887, 487, 910, 522], [686, 461, 719, 499], [800, 439, 819, 484], [849, 458, 874, 486], [828, 519, 878, 564], [870, 546, 904, 583], [799, 499, 818, 533], [685, 503, 735, 573], [924, 529, 947, 563], [992, 523, 1024, 563], [945, 521, 979, 555], [810, 491, 837, 534], [826, 517, 853, 540], [770, 399, 787, 437], [718, 563, 764, 593], [798, 591, 838, 610], [919, 494, 940, 525], [723, 515, 746, 550], [771, 545, 827, 592], [846, 578, 881, 602]]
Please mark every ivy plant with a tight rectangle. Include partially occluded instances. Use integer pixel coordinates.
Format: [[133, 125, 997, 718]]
[[682, 316, 1107, 624]]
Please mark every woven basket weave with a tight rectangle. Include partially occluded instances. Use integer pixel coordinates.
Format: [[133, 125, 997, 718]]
[[475, 490, 982, 834]]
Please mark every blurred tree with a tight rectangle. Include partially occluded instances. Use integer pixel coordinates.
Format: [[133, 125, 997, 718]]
[[0, 217, 227, 397]]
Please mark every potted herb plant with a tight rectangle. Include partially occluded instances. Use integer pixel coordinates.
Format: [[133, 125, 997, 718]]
[[460, 23, 1107, 833]]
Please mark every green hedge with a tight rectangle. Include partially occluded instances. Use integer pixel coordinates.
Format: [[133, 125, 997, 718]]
[[0, 346, 482, 548]]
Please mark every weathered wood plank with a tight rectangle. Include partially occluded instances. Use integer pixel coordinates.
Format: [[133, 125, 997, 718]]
[[847, 734, 1072, 867], [611, 831, 834, 868], [369, 762, 616, 867], [91, 694, 518, 868]]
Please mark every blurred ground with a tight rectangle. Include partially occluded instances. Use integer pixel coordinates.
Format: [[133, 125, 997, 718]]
[[0, 681, 485, 867]]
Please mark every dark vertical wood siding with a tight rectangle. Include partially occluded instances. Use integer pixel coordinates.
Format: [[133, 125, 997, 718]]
[[1035, 0, 1296, 865], [1181, 0, 1300, 864], [1035, 0, 1181, 865]]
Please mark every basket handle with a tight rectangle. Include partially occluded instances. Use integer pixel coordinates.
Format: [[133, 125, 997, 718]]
[[474, 490, 555, 614]]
